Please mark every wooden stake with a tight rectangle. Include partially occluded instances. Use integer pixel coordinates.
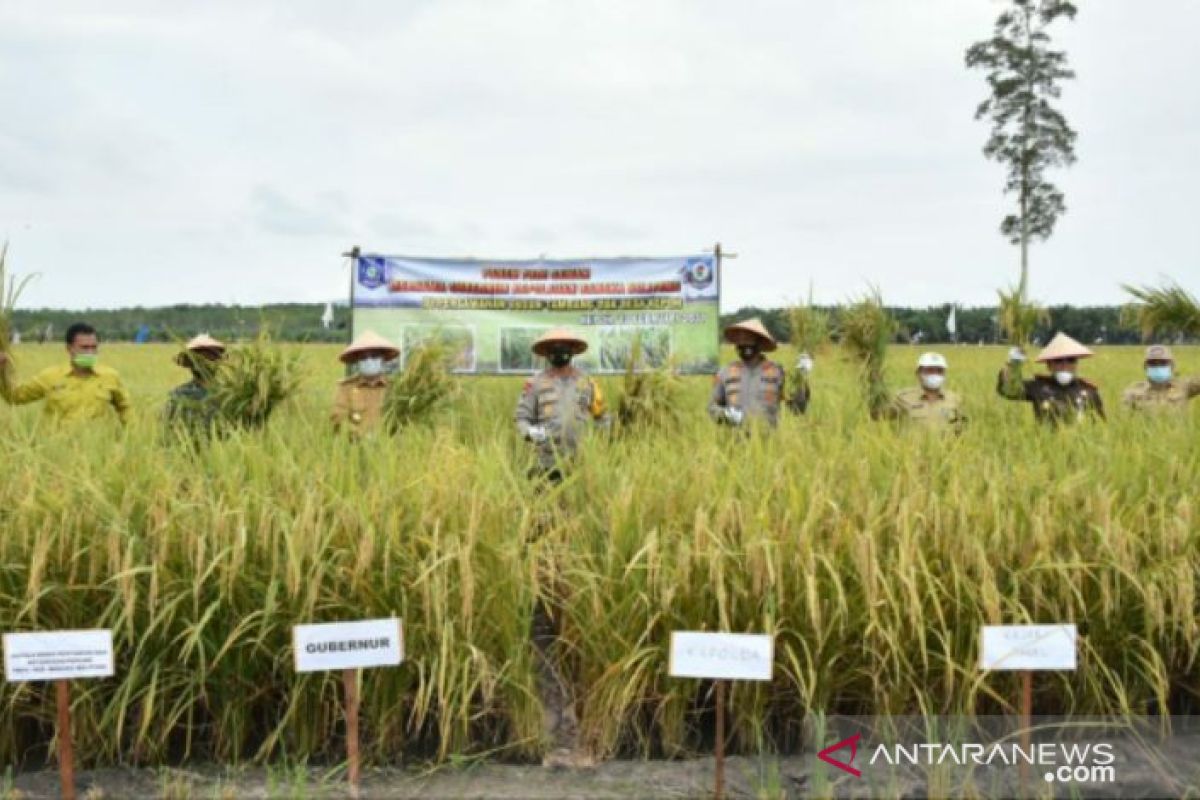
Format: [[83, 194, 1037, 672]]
[[55, 679, 76, 800], [714, 679, 726, 800], [343, 668, 361, 798], [1019, 670, 1033, 794]]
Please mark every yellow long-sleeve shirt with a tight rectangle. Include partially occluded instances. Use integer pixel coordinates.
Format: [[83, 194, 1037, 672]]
[[1, 364, 131, 424]]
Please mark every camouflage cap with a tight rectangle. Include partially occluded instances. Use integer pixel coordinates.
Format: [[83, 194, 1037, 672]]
[[1144, 344, 1174, 362]]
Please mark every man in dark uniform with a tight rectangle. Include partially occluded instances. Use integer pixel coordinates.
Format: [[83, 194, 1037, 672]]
[[997, 332, 1105, 424]]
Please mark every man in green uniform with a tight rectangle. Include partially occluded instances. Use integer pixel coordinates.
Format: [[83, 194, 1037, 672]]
[[0, 322, 131, 425], [997, 332, 1105, 424], [872, 351, 965, 433], [708, 317, 788, 429], [164, 334, 226, 437], [514, 328, 607, 481], [331, 330, 399, 437], [1122, 344, 1200, 413]]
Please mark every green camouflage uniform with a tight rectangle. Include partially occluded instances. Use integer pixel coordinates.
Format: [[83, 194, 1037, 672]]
[[1122, 377, 1200, 413], [515, 367, 608, 471], [708, 358, 785, 427], [997, 364, 1105, 425], [164, 379, 219, 437]]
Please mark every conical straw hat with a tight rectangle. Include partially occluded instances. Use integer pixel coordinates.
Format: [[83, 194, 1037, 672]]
[[175, 333, 226, 365], [532, 328, 588, 357], [339, 330, 400, 363], [723, 317, 777, 351], [1035, 332, 1094, 363]]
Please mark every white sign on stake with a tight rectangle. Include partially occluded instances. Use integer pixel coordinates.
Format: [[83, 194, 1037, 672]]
[[293, 618, 404, 673], [669, 632, 773, 681], [3, 630, 115, 683], [980, 624, 1077, 671]]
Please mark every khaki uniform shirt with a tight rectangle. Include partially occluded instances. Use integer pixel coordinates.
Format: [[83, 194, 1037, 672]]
[[331, 375, 388, 436], [880, 388, 965, 433], [515, 367, 607, 469], [708, 358, 785, 427], [1122, 376, 1200, 413], [1, 364, 131, 424]]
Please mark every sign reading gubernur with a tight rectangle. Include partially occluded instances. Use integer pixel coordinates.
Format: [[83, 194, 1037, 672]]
[[292, 618, 404, 673], [3, 630, 115, 682], [668, 631, 774, 681]]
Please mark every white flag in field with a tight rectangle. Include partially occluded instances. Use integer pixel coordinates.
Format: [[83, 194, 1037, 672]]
[[946, 306, 957, 336], [321, 302, 334, 330]]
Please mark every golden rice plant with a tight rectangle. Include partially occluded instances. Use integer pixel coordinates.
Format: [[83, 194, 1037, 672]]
[[615, 334, 686, 432], [0, 242, 36, 364], [210, 329, 304, 428], [1122, 280, 1200, 340], [383, 340, 460, 431], [839, 289, 897, 414], [996, 284, 1049, 348]]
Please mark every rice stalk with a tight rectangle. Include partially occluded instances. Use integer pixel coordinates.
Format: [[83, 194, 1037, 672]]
[[839, 289, 897, 413], [785, 293, 829, 410], [0, 242, 37, 365], [996, 284, 1049, 348], [383, 340, 460, 431], [615, 333, 686, 432], [210, 328, 304, 429], [1121, 281, 1200, 341]]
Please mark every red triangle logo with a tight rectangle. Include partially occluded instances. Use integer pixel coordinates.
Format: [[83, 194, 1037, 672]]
[[818, 732, 862, 777]]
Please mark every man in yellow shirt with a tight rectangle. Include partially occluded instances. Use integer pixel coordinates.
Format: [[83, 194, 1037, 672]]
[[0, 322, 131, 424]]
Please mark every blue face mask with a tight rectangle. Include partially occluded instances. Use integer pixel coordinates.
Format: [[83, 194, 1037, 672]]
[[1147, 365, 1173, 384]]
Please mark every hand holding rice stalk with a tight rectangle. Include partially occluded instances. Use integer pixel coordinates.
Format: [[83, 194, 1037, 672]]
[[785, 292, 829, 408], [0, 243, 37, 386], [839, 289, 897, 415], [996, 284, 1049, 350], [210, 329, 304, 429], [616, 333, 685, 432], [383, 339, 460, 431], [1121, 280, 1200, 340]]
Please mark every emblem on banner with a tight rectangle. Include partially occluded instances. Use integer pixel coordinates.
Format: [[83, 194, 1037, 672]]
[[358, 257, 388, 290], [681, 258, 715, 290]]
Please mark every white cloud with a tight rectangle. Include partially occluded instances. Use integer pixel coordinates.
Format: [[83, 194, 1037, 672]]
[[0, 0, 1196, 310]]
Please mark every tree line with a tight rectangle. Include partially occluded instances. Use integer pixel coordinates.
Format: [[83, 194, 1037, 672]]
[[6, 303, 1157, 346]]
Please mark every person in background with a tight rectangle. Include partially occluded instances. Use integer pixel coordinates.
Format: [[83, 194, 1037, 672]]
[[1122, 344, 1200, 414], [0, 322, 130, 425], [164, 334, 226, 438], [331, 330, 399, 437], [708, 317, 787, 429], [997, 331, 1104, 424], [514, 328, 607, 482], [872, 351, 965, 433]]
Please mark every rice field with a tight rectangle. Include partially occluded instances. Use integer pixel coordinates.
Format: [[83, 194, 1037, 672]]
[[0, 342, 1197, 769]]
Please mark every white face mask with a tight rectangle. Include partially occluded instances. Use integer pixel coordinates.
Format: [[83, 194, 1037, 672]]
[[358, 357, 385, 376], [920, 373, 945, 391], [1054, 371, 1075, 386]]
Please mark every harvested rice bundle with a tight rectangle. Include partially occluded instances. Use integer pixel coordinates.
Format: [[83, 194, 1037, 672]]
[[1122, 281, 1200, 341], [840, 290, 897, 415], [616, 334, 685, 432], [211, 329, 304, 429], [383, 340, 460, 431]]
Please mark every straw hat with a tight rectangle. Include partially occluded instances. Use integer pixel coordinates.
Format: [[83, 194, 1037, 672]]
[[1144, 344, 1174, 362], [339, 330, 400, 363], [531, 328, 588, 357], [1035, 332, 1094, 363], [723, 317, 777, 352], [175, 334, 226, 366]]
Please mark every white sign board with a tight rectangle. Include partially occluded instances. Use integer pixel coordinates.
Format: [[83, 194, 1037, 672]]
[[668, 632, 773, 681], [980, 624, 1077, 671], [3, 630, 115, 682], [293, 618, 403, 673]]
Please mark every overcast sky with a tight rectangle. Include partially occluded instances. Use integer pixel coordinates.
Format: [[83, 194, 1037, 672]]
[[2, 1, 1197, 311]]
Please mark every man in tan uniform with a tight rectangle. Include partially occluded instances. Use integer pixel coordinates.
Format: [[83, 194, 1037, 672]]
[[708, 317, 787, 429], [514, 328, 607, 481], [331, 330, 399, 437], [1122, 344, 1200, 413], [872, 351, 965, 433]]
